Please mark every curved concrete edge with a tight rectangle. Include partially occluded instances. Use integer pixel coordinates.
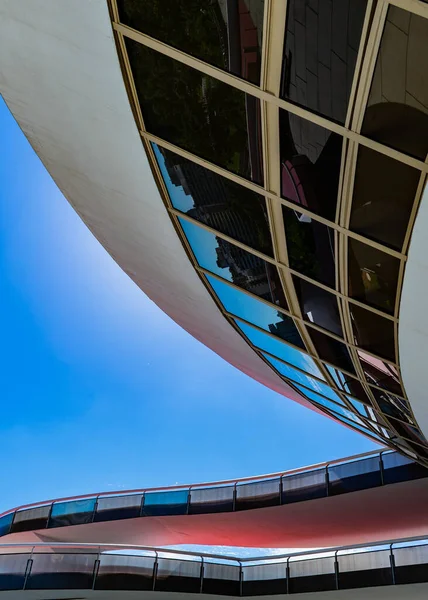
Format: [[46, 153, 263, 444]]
[[0, 0, 313, 411], [399, 183, 428, 439]]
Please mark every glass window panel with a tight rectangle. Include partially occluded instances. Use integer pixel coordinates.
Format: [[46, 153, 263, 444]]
[[362, 7, 428, 160], [264, 354, 344, 403], [293, 276, 343, 336], [282, 206, 336, 288], [370, 387, 413, 425], [126, 39, 263, 184], [349, 303, 396, 362], [143, 490, 189, 516], [281, 0, 368, 125], [0, 553, 29, 591], [309, 328, 356, 374], [294, 384, 356, 422], [346, 396, 377, 421], [348, 238, 400, 314], [279, 111, 342, 221], [324, 364, 372, 404], [235, 320, 325, 379], [49, 499, 96, 528], [358, 350, 403, 396], [153, 144, 273, 256], [179, 218, 288, 308], [96, 553, 155, 591], [117, 0, 265, 85], [350, 147, 420, 250], [208, 275, 303, 348]]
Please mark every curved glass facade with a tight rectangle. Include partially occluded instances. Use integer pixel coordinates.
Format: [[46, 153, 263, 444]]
[[110, 0, 428, 462]]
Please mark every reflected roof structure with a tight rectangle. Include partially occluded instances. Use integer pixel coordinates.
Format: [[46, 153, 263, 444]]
[[106, 0, 428, 462]]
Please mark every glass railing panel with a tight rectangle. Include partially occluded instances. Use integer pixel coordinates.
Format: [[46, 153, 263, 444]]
[[26, 552, 98, 590], [393, 544, 428, 585], [11, 505, 50, 533], [235, 478, 281, 511], [328, 456, 381, 496], [202, 562, 241, 596], [95, 553, 155, 591], [94, 494, 143, 522], [142, 490, 189, 517], [0, 553, 30, 591], [48, 498, 96, 528], [282, 468, 327, 504], [382, 451, 428, 484], [289, 556, 336, 593], [155, 557, 201, 593], [208, 275, 303, 349], [0, 514, 14, 537], [189, 486, 234, 515], [338, 549, 392, 589], [242, 562, 286, 596]]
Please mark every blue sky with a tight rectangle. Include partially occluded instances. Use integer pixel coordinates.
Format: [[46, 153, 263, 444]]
[[0, 95, 378, 516]]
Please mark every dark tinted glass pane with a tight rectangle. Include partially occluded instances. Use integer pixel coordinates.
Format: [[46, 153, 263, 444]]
[[294, 276, 343, 336], [180, 218, 287, 307], [371, 387, 414, 425], [153, 144, 273, 256], [155, 558, 201, 593], [0, 554, 29, 591], [282, 469, 327, 503], [349, 303, 395, 362], [242, 563, 286, 596], [126, 39, 263, 184], [282, 206, 336, 287], [382, 451, 428, 485], [235, 320, 323, 378], [94, 494, 143, 522], [117, 0, 264, 85], [289, 557, 336, 593], [280, 111, 342, 220], [362, 7, 428, 160], [208, 275, 304, 348], [309, 328, 356, 374], [325, 364, 372, 404], [328, 456, 381, 495], [143, 490, 188, 516], [202, 563, 240, 596], [189, 486, 234, 514], [96, 554, 155, 591], [281, 0, 368, 124], [350, 147, 420, 250], [49, 499, 96, 528], [27, 553, 96, 590], [358, 350, 403, 395], [11, 506, 50, 533], [338, 550, 393, 589], [394, 545, 428, 585], [235, 479, 280, 510], [348, 238, 400, 314]]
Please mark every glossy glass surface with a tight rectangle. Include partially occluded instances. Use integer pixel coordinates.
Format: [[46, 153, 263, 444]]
[[180, 218, 288, 308], [0, 514, 13, 537], [362, 7, 428, 160], [348, 238, 400, 314], [126, 39, 263, 184], [309, 328, 356, 374], [117, 0, 265, 85], [235, 320, 325, 379], [208, 275, 304, 348], [350, 147, 420, 251], [281, 0, 368, 124], [349, 303, 396, 363], [280, 111, 342, 220], [282, 206, 336, 287], [294, 384, 359, 424], [49, 498, 96, 528], [153, 144, 273, 256], [325, 364, 372, 405], [358, 350, 403, 396], [264, 353, 344, 403], [371, 387, 414, 425], [293, 276, 343, 336], [143, 490, 189, 516]]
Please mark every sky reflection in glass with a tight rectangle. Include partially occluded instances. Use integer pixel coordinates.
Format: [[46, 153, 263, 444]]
[[294, 384, 363, 425], [234, 321, 326, 381]]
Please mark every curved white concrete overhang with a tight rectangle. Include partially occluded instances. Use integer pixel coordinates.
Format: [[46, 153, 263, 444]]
[[0, 1, 312, 411], [400, 182, 428, 440]]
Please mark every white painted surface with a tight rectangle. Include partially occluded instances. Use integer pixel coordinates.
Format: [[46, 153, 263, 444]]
[[400, 183, 428, 438], [0, 1, 310, 409]]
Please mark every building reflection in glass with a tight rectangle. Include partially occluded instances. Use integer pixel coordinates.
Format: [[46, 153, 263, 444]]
[[293, 276, 343, 337], [325, 364, 372, 405], [357, 350, 403, 396]]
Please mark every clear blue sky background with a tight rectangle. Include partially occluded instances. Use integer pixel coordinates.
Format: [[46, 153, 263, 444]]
[[0, 95, 378, 516]]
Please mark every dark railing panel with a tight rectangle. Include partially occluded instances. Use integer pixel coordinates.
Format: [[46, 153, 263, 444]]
[[202, 562, 241, 596], [26, 552, 97, 589], [242, 562, 286, 596], [235, 479, 281, 511], [328, 456, 381, 495], [0, 553, 30, 590], [189, 486, 234, 514], [48, 499, 96, 528], [95, 553, 155, 590], [338, 550, 392, 589], [155, 557, 201, 593], [142, 490, 189, 517], [282, 468, 327, 503], [94, 494, 143, 522], [393, 544, 428, 585], [11, 506, 50, 533], [289, 556, 336, 593], [382, 452, 428, 484]]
